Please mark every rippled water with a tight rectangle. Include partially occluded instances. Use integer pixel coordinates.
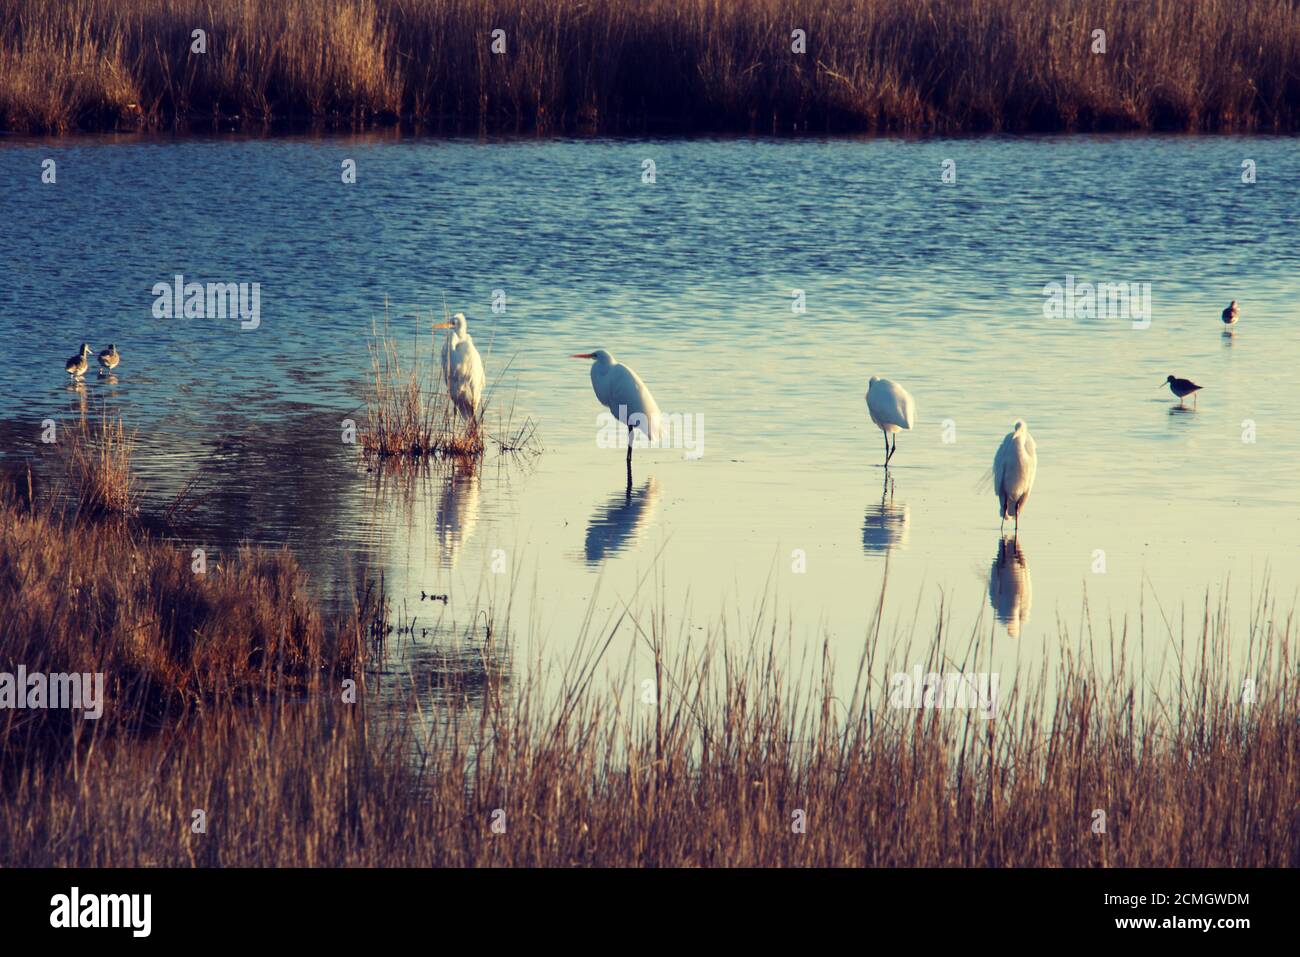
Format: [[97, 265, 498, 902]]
[[3, 132, 1297, 699]]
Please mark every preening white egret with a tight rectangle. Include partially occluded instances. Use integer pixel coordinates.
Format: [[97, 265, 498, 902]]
[[1164, 375, 1203, 409], [993, 419, 1037, 536], [434, 313, 486, 425], [572, 350, 662, 474], [866, 376, 916, 466]]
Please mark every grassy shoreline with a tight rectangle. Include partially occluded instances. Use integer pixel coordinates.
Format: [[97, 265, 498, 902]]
[[3, 0, 1299, 136], [1, 415, 1296, 866]]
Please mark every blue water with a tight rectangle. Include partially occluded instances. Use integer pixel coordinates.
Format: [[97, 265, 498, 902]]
[[2, 132, 1297, 695]]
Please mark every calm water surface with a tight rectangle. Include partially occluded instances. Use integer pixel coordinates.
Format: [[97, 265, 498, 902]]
[[2, 133, 1297, 702]]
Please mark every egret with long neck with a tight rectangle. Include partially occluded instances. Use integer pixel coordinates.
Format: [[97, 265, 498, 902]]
[[572, 349, 662, 486]]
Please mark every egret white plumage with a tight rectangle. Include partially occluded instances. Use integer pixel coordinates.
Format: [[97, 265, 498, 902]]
[[572, 349, 662, 472], [993, 419, 1037, 536], [866, 376, 916, 466], [433, 313, 486, 426]]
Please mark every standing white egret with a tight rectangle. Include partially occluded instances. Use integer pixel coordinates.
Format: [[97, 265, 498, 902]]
[[572, 349, 662, 476], [433, 313, 486, 427], [993, 420, 1037, 536], [866, 376, 916, 466], [1221, 300, 1239, 326]]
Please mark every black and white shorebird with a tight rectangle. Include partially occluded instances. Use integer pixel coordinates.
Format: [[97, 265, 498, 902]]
[[1221, 300, 1239, 327], [97, 343, 120, 374], [1164, 375, 1203, 408], [64, 343, 92, 379]]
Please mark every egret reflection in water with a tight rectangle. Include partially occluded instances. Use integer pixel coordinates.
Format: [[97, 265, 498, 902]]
[[434, 462, 480, 567], [988, 536, 1032, 638], [583, 476, 661, 566], [862, 474, 909, 555]]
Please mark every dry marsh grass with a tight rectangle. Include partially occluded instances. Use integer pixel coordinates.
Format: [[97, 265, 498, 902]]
[[2, 0, 1298, 135], [60, 413, 138, 517], [0, 489, 368, 756]]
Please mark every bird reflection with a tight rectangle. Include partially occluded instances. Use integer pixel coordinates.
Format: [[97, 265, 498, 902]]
[[584, 476, 661, 566], [988, 536, 1032, 637], [862, 473, 909, 554], [434, 462, 480, 567]]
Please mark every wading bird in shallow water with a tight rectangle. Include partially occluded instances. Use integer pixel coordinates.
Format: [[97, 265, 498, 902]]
[[866, 376, 916, 466], [993, 420, 1036, 537], [64, 343, 92, 379], [572, 349, 661, 485], [1221, 300, 1239, 327], [1164, 375, 1203, 409], [97, 343, 120, 374], [433, 313, 486, 426]]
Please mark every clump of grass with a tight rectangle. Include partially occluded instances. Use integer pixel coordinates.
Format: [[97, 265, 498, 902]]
[[360, 314, 486, 459], [0, 484, 370, 755], [2, 0, 1300, 135], [60, 413, 138, 517]]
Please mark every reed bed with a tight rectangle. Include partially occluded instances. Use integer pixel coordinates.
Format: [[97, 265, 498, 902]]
[[1, 505, 1296, 865], [2, 0, 1298, 135], [0, 487, 369, 757]]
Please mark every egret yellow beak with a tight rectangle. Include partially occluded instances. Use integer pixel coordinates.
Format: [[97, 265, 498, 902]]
[[571, 353, 595, 359], [433, 322, 453, 330]]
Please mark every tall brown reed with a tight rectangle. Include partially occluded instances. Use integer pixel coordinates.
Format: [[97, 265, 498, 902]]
[[3, 0, 1298, 135]]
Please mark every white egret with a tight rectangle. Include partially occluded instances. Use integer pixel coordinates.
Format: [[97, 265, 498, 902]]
[[64, 343, 92, 379], [1164, 375, 1203, 409], [993, 420, 1037, 536], [97, 344, 120, 374], [866, 376, 916, 466], [1221, 300, 1239, 326], [433, 313, 486, 425], [572, 349, 662, 472]]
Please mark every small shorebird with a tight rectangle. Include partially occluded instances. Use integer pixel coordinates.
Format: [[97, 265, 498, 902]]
[[64, 343, 92, 379], [97, 343, 120, 374], [993, 420, 1037, 537], [866, 376, 917, 467], [1221, 300, 1239, 327], [1164, 375, 1203, 408]]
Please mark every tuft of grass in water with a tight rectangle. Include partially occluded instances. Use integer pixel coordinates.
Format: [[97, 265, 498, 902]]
[[60, 413, 138, 517], [3, 0, 1300, 135], [360, 307, 540, 461]]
